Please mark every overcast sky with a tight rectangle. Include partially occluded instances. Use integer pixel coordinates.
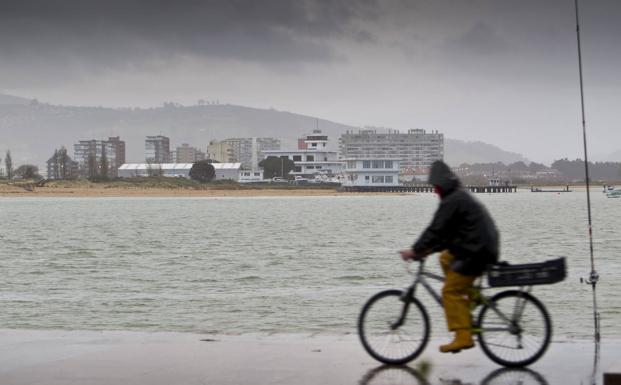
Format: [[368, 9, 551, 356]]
[[1, 0, 620, 163]]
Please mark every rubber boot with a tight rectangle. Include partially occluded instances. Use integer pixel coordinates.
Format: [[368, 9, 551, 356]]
[[439, 329, 475, 353]]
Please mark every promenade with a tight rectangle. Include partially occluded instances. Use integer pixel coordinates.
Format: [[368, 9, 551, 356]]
[[0, 329, 618, 385]]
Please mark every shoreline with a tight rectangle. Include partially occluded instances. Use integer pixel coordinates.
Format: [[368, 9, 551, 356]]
[[0, 183, 596, 198], [0, 186, 352, 198]]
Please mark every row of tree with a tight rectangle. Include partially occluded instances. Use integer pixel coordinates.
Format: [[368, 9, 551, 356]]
[[457, 159, 621, 182], [550, 159, 621, 181], [2, 150, 41, 180]]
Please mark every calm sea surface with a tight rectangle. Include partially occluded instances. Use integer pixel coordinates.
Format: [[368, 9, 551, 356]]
[[1, 190, 619, 339]]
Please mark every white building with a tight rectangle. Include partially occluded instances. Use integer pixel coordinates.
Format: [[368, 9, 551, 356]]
[[342, 159, 400, 187], [118, 163, 242, 181], [238, 169, 264, 183], [261, 130, 344, 177]]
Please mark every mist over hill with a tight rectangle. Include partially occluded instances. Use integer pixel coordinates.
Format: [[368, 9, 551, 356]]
[[0, 95, 532, 170], [444, 139, 530, 166]]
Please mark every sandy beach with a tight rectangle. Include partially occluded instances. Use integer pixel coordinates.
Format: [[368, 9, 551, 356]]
[[0, 183, 355, 198]]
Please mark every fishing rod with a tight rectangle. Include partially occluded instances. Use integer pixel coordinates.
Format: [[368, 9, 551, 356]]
[[574, 0, 600, 343]]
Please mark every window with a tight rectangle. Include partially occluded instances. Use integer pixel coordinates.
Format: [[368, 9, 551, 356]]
[[316, 166, 322, 169], [372, 176, 384, 183], [347, 161, 356, 169], [372, 160, 383, 169], [293, 155, 302, 161], [385, 176, 393, 183], [294, 166, 302, 172], [365, 175, 370, 181], [312, 143, 317, 147], [306, 155, 314, 162], [307, 166, 315, 169], [384, 161, 393, 168], [363, 161, 371, 169], [254, 172, 261, 176]]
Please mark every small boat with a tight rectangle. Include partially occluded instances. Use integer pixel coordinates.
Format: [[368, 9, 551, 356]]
[[606, 189, 621, 198], [531, 185, 572, 193]]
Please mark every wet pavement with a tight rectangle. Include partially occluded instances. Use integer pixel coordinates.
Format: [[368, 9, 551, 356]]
[[0, 329, 618, 385]]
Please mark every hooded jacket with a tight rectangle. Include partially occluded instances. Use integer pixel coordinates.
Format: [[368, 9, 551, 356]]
[[413, 161, 499, 275]]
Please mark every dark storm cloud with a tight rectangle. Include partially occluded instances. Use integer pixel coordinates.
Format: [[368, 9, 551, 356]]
[[0, 0, 384, 85]]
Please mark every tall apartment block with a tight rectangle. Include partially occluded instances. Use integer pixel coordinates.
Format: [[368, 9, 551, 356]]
[[339, 129, 444, 172], [217, 137, 280, 169], [145, 136, 171, 163], [176, 144, 206, 163], [73, 136, 126, 177], [207, 141, 236, 163]]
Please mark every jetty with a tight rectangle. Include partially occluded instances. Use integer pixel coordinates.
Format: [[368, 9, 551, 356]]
[[342, 184, 517, 193]]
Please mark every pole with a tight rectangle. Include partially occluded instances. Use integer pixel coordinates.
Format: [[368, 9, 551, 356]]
[[574, 0, 600, 343]]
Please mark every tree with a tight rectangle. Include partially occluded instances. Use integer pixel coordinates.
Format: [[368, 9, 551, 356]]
[[15, 164, 40, 180], [58, 147, 70, 179], [189, 160, 216, 183], [259, 156, 295, 179], [87, 152, 98, 179], [100, 144, 108, 179], [5, 150, 12, 180]]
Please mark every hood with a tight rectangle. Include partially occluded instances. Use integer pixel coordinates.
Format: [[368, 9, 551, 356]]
[[428, 160, 460, 194]]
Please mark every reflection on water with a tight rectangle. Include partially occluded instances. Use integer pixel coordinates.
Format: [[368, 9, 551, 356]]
[[358, 365, 549, 385], [480, 368, 548, 385], [359, 365, 430, 385]]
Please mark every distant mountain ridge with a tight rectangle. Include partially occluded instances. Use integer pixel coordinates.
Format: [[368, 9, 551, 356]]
[[0, 94, 531, 169], [0, 93, 33, 105], [444, 139, 530, 166]]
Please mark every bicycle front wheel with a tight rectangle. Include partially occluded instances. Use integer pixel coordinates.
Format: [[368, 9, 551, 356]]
[[477, 290, 552, 367], [358, 289, 430, 365]]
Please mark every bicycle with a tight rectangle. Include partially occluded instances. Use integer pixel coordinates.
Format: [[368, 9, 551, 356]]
[[358, 257, 566, 367]]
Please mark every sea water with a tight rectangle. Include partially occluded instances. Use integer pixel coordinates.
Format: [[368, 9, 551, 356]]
[[0, 190, 619, 339]]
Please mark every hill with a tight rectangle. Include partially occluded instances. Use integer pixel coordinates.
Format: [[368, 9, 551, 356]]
[[444, 139, 530, 166], [0, 93, 33, 105], [0, 96, 530, 169]]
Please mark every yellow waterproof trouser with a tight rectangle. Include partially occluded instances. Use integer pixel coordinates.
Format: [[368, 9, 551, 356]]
[[440, 251, 477, 331]]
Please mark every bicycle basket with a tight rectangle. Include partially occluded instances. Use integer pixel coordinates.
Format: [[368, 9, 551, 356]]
[[487, 257, 566, 287]]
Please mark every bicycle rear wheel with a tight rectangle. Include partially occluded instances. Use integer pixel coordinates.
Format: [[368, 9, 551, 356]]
[[477, 290, 551, 367], [358, 289, 430, 365]]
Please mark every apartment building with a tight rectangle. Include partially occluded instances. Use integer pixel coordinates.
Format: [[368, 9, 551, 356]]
[[145, 135, 171, 163], [339, 129, 444, 172], [217, 137, 280, 169], [73, 136, 126, 177], [176, 144, 206, 163]]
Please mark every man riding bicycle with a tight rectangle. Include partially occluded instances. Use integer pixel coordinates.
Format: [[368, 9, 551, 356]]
[[400, 160, 499, 353]]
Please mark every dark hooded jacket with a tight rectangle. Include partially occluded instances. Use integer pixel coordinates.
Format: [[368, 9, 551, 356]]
[[413, 161, 499, 275]]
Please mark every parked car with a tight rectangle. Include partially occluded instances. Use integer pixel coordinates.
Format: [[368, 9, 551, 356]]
[[271, 177, 287, 183], [291, 176, 309, 185]]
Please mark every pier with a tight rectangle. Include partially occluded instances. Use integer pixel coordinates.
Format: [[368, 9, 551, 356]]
[[342, 184, 517, 193]]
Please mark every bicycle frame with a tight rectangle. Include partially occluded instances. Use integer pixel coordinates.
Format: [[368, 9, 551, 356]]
[[399, 260, 533, 334]]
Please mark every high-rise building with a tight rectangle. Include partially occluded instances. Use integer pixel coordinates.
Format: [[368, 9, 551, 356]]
[[73, 136, 126, 177], [176, 144, 206, 163], [218, 137, 280, 169], [207, 141, 236, 163], [339, 129, 444, 172], [145, 136, 171, 163]]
